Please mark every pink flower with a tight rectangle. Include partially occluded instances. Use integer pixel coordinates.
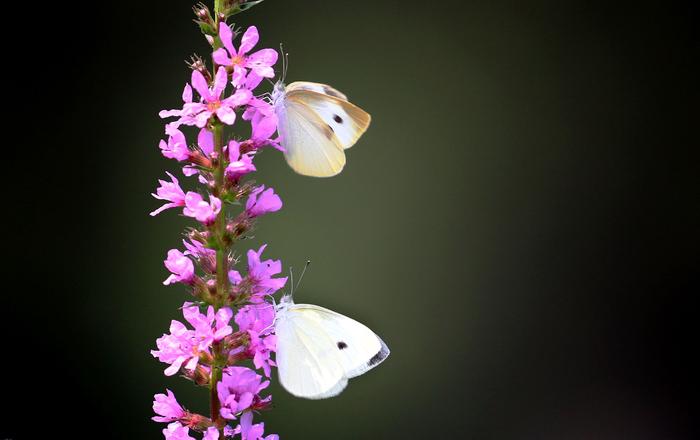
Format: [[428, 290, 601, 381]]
[[225, 140, 256, 181], [182, 304, 233, 351], [228, 269, 243, 285], [152, 389, 185, 423], [159, 125, 190, 161], [197, 128, 214, 157], [152, 304, 233, 376], [182, 239, 216, 273], [213, 23, 278, 88], [183, 192, 221, 225], [182, 239, 215, 259], [159, 84, 196, 128], [190, 67, 251, 127], [160, 68, 251, 128], [235, 411, 278, 440], [246, 244, 288, 298], [235, 304, 277, 376], [163, 249, 195, 285], [152, 320, 198, 376], [151, 172, 186, 216], [245, 185, 282, 218], [235, 303, 275, 334], [243, 98, 279, 148], [202, 427, 219, 440], [162, 422, 196, 440], [217, 367, 271, 420]]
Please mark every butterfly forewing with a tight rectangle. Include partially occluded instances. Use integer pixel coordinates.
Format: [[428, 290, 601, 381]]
[[293, 304, 387, 378], [276, 97, 346, 177], [286, 90, 371, 150]]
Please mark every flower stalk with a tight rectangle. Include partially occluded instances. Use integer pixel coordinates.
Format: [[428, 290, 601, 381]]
[[150, 1, 283, 438]]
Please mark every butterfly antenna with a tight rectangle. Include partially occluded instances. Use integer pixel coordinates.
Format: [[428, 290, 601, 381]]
[[279, 43, 289, 83], [288, 265, 295, 298], [295, 260, 312, 292]]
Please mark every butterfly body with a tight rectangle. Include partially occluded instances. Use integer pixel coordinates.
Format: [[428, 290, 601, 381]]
[[274, 294, 390, 399], [272, 81, 371, 177]]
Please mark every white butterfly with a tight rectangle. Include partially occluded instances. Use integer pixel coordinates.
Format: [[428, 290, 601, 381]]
[[274, 293, 390, 399], [272, 80, 371, 177]]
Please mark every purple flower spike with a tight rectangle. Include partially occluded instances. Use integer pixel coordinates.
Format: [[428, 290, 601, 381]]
[[152, 15, 293, 438]]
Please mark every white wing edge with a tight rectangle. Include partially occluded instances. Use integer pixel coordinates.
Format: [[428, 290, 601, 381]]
[[346, 335, 391, 378]]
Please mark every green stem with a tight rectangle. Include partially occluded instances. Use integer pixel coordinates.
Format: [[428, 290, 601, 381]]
[[214, 0, 225, 23], [213, 123, 228, 309], [211, 121, 228, 437], [211, 5, 227, 436], [210, 341, 224, 431]]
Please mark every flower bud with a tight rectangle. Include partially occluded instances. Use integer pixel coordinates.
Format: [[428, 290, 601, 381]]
[[198, 350, 214, 365], [187, 150, 212, 169], [192, 3, 212, 22], [182, 412, 214, 430], [186, 55, 211, 82], [192, 277, 213, 302]]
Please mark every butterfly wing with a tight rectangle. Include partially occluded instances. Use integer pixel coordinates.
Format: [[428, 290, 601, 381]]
[[276, 94, 346, 177], [285, 81, 349, 101], [286, 86, 371, 151], [275, 304, 390, 399]]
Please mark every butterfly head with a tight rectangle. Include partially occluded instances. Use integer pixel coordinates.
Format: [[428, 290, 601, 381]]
[[271, 80, 286, 104], [277, 260, 311, 311], [271, 44, 289, 104]]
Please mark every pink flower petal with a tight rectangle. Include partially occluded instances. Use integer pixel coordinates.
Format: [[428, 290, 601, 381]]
[[239, 26, 259, 54], [191, 70, 211, 101], [246, 49, 278, 70], [213, 48, 232, 66], [212, 67, 228, 99], [198, 128, 214, 156], [216, 105, 237, 125]]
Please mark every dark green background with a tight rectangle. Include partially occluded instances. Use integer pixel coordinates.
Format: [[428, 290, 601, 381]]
[[4, 0, 696, 438]]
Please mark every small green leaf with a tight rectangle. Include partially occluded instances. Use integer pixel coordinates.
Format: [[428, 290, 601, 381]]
[[226, 0, 265, 16], [238, 0, 265, 11], [196, 20, 217, 36]]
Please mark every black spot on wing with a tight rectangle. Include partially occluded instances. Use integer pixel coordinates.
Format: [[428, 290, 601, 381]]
[[333, 114, 343, 123], [367, 341, 390, 367], [337, 341, 348, 350]]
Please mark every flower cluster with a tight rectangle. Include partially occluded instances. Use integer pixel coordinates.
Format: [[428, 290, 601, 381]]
[[150, 3, 283, 438]]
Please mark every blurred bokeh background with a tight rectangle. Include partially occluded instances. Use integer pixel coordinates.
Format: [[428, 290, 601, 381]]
[[3, 0, 696, 438]]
